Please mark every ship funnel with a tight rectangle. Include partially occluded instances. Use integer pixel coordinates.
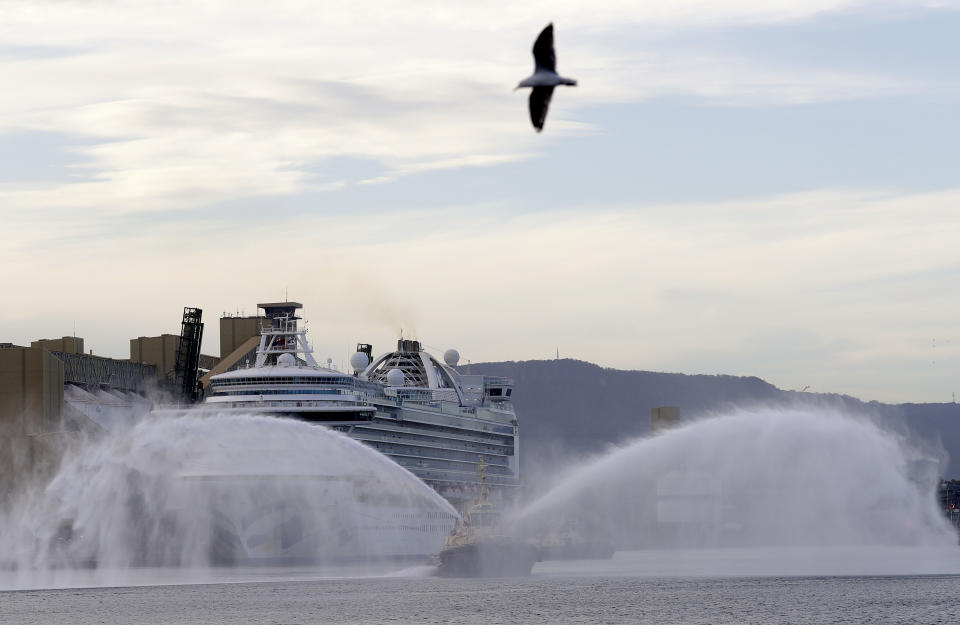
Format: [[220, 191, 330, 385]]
[[397, 339, 422, 353]]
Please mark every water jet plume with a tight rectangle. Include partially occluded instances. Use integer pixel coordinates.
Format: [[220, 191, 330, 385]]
[[513, 407, 956, 551], [0, 413, 457, 589]]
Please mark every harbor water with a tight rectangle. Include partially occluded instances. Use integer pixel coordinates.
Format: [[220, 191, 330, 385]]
[[2, 550, 959, 625]]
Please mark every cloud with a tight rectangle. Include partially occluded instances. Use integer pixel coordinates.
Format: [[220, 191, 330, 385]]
[[3, 185, 959, 402], [0, 0, 953, 213]]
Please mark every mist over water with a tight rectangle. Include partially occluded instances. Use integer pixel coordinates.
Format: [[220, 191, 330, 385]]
[[3, 405, 958, 590], [0, 414, 456, 589], [515, 406, 957, 555]]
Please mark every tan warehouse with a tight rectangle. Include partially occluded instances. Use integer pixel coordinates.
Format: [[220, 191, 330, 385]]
[[0, 338, 156, 500], [0, 311, 272, 501]]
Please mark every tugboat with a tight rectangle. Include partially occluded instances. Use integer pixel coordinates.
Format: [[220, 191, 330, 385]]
[[435, 458, 538, 577]]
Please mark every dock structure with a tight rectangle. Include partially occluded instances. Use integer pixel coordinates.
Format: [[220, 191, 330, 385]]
[[173, 307, 204, 403], [58, 350, 156, 392]]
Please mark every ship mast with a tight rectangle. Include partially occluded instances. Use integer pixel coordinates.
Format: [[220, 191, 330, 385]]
[[477, 455, 488, 505]]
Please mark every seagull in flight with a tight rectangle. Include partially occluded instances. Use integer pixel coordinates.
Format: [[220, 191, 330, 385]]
[[515, 23, 577, 132]]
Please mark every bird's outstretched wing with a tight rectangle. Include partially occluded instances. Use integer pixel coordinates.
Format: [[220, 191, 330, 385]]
[[532, 23, 556, 72], [529, 86, 554, 132]]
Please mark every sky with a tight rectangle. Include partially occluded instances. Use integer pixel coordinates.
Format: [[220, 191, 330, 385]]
[[1, 0, 959, 403]]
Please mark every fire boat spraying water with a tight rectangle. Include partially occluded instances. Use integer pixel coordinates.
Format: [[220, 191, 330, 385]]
[[435, 457, 538, 577]]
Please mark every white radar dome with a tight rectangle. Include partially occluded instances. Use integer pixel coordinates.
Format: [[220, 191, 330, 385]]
[[443, 349, 460, 367], [350, 351, 370, 371], [277, 353, 296, 367], [386, 368, 405, 387]]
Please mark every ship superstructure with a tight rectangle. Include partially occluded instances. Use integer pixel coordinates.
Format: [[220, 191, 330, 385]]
[[204, 302, 520, 510]]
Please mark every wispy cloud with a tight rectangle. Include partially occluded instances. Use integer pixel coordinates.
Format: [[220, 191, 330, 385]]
[[0, 0, 953, 213]]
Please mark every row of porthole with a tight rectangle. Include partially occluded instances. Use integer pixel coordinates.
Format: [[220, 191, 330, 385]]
[[360, 430, 511, 456], [381, 446, 511, 467]]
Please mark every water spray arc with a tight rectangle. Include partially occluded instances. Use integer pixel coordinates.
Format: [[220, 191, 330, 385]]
[[0, 414, 458, 586], [513, 407, 955, 550]]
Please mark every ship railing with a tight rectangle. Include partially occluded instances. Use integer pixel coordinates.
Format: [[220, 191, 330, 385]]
[[393, 396, 477, 416], [222, 399, 369, 409], [389, 397, 516, 425], [259, 316, 300, 332], [259, 327, 304, 336]]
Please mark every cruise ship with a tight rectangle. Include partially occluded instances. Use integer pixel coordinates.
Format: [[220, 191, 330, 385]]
[[198, 302, 520, 561]]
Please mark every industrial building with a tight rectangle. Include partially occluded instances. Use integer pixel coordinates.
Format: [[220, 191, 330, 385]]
[[0, 305, 334, 502], [0, 307, 234, 501], [0, 338, 156, 501]]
